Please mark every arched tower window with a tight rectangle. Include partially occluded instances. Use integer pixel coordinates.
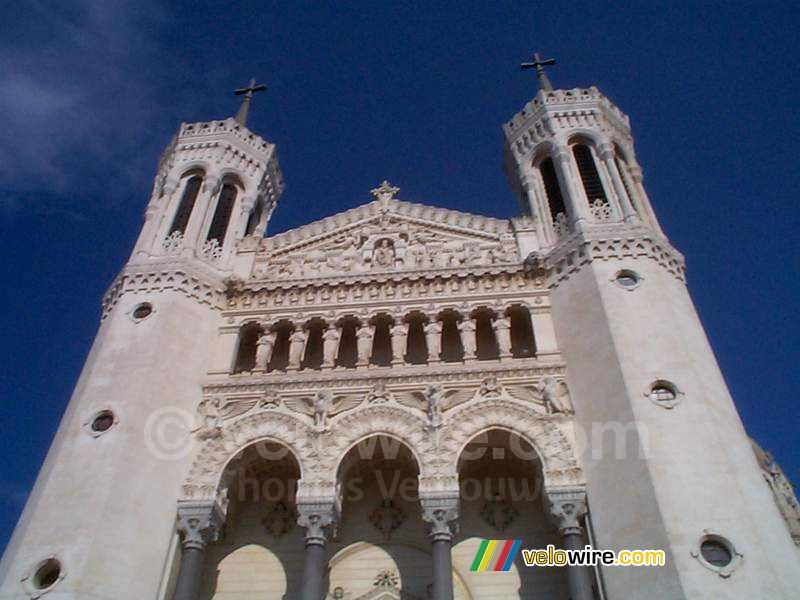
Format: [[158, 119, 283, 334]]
[[206, 183, 238, 245], [168, 175, 202, 236], [244, 200, 263, 236], [572, 144, 608, 204], [538, 157, 566, 219]]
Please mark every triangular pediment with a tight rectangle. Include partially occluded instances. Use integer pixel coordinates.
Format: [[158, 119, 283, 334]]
[[252, 198, 519, 281]]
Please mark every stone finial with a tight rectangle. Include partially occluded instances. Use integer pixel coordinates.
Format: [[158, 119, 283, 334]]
[[370, 180, 400, 203]]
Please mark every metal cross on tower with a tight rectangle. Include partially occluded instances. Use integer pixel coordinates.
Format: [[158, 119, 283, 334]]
[[520, 52, 556, 92], [234, 78, 267, 127]]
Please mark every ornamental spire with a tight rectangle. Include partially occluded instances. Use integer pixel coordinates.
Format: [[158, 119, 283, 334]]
[[520, 52, 556, 92], [233, 77, 267, 127]]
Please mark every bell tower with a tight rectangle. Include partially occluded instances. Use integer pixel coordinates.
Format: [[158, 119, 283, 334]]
[[131, 78, 283, 273], [504, 56, 800, 598]]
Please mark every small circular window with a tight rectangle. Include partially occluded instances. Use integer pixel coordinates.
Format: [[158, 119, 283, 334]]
[[646, 380, 682, 408], [614, 269, 642, 290], [131, 303, 153, 321], [700, 538, 732, 567], [692, 533, 741, 577], [91, 410, 115, 433], [32, 558, 61, 590]]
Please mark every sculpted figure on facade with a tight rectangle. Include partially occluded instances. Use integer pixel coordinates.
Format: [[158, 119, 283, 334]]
[[539, 376, 573, 415], [313, 390, 334, 431], [288, 328, 308, 369], [405, 235, 429, 268], [322, 326, 341, 368], [389, 321, 408, 364], [426, 384, 444, 428], [372, 238, 396, 269], [195, 396, 223, 439], [458, 318, 477, 359], [479, 375, 503, 398], [254, 329, 277, 371], [424, 320, 443, 362], [356, 325, 376, 365], [492, 316, 512, 357]]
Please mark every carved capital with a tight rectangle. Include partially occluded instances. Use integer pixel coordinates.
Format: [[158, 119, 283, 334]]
[[546, 487, 587, 537], [420, 496, 460, 542], [297, 501, 337, 546], [176, 500, 225, 550], [597, 142, 615, 162]]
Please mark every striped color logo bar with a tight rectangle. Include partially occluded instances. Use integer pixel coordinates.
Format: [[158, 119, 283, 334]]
[[469, 540, 522, 572]]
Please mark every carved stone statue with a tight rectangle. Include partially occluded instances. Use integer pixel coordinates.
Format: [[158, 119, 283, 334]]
[[288, 329, 308, 369], [313, 390, 333, 430], [458, 318, 477, 358], [389, 321, 408, 364], [424, 320, 443, 362], [405, 235, 429, 267], [367, 382, 392, 404], [492, 316, 512, 358], [372, 238, 395, 269], [426, 384, 444, 428], [539, 376, 573, 414], [356, 325, 375, 365], [196, 396, 223, 439], [479, 375, 502, 397], [322, 326, 341, 368], [254, 330, 277, 371]]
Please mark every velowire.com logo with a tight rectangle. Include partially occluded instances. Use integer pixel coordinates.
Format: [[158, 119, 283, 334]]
[[469, 540, 522, 572]]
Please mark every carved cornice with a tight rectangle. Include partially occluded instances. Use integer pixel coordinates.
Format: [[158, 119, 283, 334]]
[[543, 223, 686, 286], [222, 269, 545, 316], [205, 359, 566, 394], [101, 259, 226, 319], [260, 198, 513, 253]]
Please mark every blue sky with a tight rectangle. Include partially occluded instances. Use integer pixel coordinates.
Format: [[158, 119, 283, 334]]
[[1, 1, 798, 553]]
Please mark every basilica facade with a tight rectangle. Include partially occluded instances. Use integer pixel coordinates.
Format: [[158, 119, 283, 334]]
[[1, 72, 798, 600]]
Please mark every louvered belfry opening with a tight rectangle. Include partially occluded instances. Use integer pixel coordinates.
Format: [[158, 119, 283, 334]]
[[168, 175, 202, 235], [206, 183, 238, 244], [538, 157, 567, 219], [572, 144, 608, 204]]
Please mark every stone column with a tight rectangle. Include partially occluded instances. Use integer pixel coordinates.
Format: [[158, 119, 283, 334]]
[[547, 489, 594, 600], [421, 497, 459, 600], [172, 501, 224, 600], [183, 173, 220, 254], [297, 503, 336, 600], [322, 326, 341, 369], [598, 144, 637, 223], [390, 321, 409, 365], [627, 163, 666, 236], [520, 169, 552, 247], [424, 319, 443, 364], [552, 146, 589, 230], [458, 318, 477, 361], [529, 310, 558, 358]]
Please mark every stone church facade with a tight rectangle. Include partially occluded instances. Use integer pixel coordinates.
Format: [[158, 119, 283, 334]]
[[1, 73, 798, 600]]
